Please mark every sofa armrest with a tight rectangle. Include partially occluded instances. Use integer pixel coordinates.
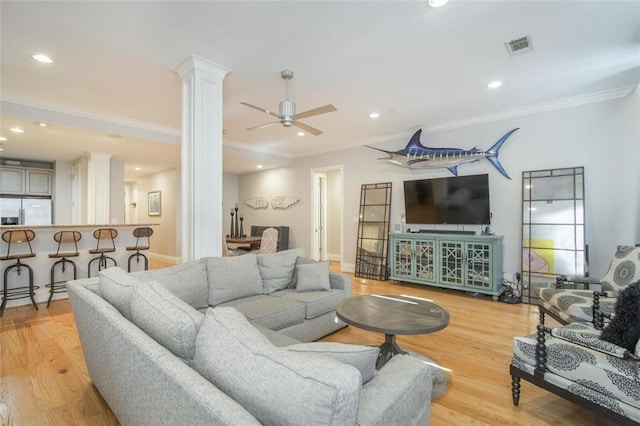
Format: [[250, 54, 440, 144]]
[[330, 272, 352, 296], [356, 354, 433, 426]]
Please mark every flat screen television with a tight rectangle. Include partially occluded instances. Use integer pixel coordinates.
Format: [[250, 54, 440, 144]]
[[403, 174, 491, 225]]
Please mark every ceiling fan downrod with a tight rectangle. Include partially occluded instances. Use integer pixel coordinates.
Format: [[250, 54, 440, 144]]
[[280, 70, 295, 126]]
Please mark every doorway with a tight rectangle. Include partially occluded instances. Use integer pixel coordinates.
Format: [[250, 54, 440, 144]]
[[311, 166, 343, 265]]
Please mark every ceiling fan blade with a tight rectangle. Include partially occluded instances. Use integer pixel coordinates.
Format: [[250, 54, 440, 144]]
[[293, 120, 323, 136], [247, 121, 280, 131], [240, 102, 280, 119], [294, 104, 337, 120]]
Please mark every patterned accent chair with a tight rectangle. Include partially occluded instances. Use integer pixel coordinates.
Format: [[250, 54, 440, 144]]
[[257, 227, 279, 254], [510, 321, 640, 424], [539, 245, 640, 325]]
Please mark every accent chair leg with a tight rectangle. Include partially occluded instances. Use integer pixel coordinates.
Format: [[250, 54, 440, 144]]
[[511, 374, 521, 406]]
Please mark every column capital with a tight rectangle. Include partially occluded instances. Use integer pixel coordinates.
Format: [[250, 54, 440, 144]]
[[174, 54, 231, 80]]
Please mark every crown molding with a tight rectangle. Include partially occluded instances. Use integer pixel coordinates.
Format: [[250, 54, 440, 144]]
[[362, 85, 637, 147], [0, 91, 181, 137]]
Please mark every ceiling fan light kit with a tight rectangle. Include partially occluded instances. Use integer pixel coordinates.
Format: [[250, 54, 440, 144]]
[[241, 69, 336, 136]]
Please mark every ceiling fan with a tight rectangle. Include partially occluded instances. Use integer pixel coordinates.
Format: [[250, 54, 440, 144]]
[[241, 70, 337, 136]]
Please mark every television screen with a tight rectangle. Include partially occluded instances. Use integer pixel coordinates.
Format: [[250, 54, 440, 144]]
[[403, 174, 491, 225]]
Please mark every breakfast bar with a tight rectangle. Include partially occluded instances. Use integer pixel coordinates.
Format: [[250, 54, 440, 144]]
[[0, 223, 157, 311]]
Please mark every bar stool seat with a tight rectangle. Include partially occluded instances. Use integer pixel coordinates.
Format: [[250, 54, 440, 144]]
[[1, 229, 38, 316], [126, 227, 153, 272], [46, 231, 81, 307], [88, 228, 118, 277]]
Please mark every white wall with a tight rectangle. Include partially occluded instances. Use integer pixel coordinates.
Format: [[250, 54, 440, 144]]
[[130, 168, 178, 259], [238, 89, 640, 278]]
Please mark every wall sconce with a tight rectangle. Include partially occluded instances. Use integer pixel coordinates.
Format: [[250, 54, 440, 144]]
[[130, 202, 137, 208]]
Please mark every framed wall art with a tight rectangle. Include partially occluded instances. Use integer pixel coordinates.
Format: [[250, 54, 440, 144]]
[[148, 191, 161, 216]]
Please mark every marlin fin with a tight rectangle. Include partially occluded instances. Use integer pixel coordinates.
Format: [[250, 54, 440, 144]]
[[405, 129, 425, 150], [486, 128, 519, 180], [447, 165, 459, 176]]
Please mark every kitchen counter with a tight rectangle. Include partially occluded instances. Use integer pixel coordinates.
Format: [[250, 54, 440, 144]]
[[0, 223, 159, 311]]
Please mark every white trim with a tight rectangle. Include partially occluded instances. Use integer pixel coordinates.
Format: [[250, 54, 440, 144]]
[[1, 91, 181, 136], [150, 252, 180, 265]]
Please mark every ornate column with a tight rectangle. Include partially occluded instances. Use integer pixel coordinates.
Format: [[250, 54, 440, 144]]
[[174, 55, 230, 261]]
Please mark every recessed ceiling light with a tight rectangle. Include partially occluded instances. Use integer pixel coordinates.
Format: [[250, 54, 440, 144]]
[[32, 54, 53, 63], [38, 122, 48, 127], [256, 164, 264, 169], [107, 134, 122, 139], [134, 167, 141, 171], [428, 0, 450, 8], [10, 127, 24, 134], [0, 137, 7, 141], [369, 112, 380, 119], [297, 132, 305, 136], [487, 81, 502, 89]]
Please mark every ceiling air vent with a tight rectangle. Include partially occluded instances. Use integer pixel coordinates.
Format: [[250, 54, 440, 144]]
[[505, 35, 533, 56]]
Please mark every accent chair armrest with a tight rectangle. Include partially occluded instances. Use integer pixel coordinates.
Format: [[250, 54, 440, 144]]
[[555, 275, 601, 289]]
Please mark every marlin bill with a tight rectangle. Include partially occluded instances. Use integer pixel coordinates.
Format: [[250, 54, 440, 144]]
[[367, 128, 519, 179]]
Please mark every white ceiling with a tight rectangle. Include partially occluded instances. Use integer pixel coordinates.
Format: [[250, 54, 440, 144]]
[[1, 1, 639, 179]]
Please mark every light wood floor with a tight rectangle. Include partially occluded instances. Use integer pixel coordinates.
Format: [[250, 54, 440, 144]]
[[0, 260, 618, 425]]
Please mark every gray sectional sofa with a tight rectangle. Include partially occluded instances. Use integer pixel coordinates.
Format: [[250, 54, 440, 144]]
[[67, 248, 447, 425]]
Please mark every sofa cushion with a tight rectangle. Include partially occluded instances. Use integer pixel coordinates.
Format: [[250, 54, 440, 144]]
[[218, 294, 305, 330], [287, 342, 379, 383], [99, 266, 142, 319], [193, 307, 361, 426], [129, 281, 204, 365], [132, 259, 208, 310], [513, 323, 640, 409], [205, 254, 263, 305], [296, 261, 331, 292], [257, 248, 305, 294], [272, 288, 346, 319]]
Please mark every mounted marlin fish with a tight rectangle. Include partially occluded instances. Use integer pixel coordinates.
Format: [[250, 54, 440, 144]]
[[368, 128, 519, 179]]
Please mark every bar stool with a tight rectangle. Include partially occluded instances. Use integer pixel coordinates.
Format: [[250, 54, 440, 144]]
[[46, 231, 82, 307], [88, 228, 118, 277], [127, 227, 153, 272], [1, 230, 38, 316]]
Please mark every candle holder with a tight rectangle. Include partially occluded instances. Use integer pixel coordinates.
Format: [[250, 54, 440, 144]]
[[234, 207, 239, 238], [228, 211, 235, 237], [239, 217, 245, 237]]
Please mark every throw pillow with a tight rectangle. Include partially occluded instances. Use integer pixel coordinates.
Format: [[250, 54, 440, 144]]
[[290, 256, 318, 288], [130, 281, 204, 364], [193, 307, 361, 426], [599, 280, 640, 353], [295, 261, 331, 292], [99, 266, 143, 319], [257, 248, 305, 294], [205, 254, 263, 305], [287, 342, 379, 383]]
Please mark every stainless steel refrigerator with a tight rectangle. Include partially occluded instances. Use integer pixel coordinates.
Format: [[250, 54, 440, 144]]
[[0, 197, 52, 225]]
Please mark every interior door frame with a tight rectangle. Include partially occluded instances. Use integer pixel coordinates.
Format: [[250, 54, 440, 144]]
[[310, 165, 343, 264]]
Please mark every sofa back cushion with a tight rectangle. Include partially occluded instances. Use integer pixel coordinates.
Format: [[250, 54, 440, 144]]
[[193, 307, 361, 426], [130, 281, 204, 365], [99, 266, 142, 319], [601, 245, 640, 292], [205, 254, 263, 305], [257, 248, 305, 294], [132, 259, 208, 310], [295, 261, 331, 292]]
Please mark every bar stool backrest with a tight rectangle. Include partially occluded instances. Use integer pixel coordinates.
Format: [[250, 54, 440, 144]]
[[93, 228, 118, 251], [132, 227, 153, 249], [53, 231, 82, 256], [2, 230, 36, 258]]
